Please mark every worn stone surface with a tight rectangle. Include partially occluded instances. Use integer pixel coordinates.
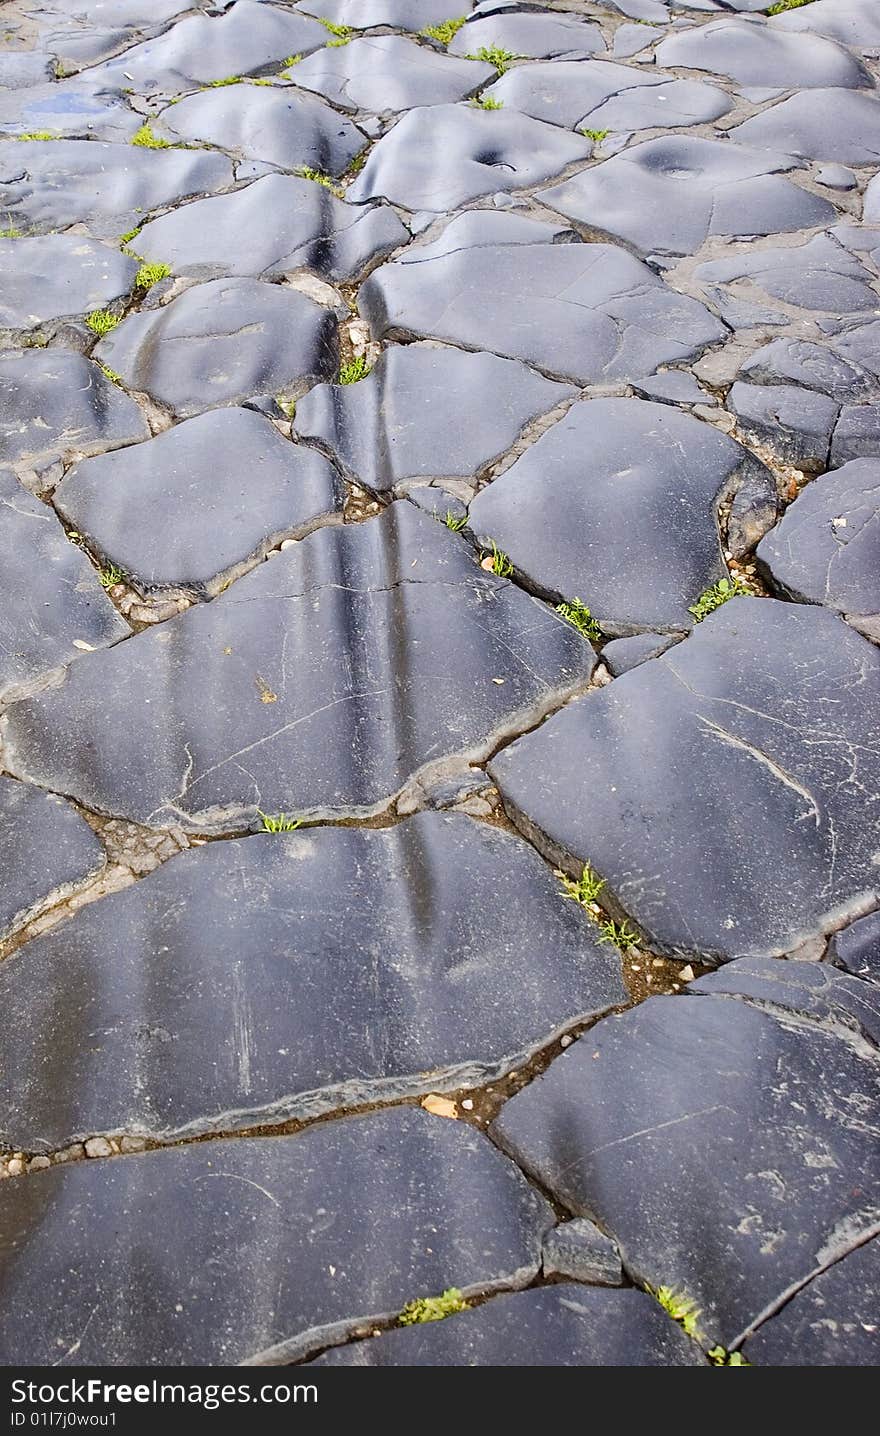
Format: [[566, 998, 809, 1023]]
[[0, 812, 625, 1149], [602, 632, 679, 676], [542, 1220, 623, 1287], [0, 349, 148, 492], [771, 0, 880, 49], [290, 36, 494, 115], [313, 1284, 702, 1365], [744, 1238, 880, 1367], [694, 235, 879, 316], [94, 279, 338, 418], [832, 405, 880, 468], [830, 911, 880, 985], [0, 79, 141, 141], [54, 408, 344, 598], [0, 777, 104, 942], [299, 0, 476, 30], [0, 469, 129, 702], [0, 1108, 552, 1365], [469, 398, 775, 631], [493, 960, 880, 1350], [448, 12, 606, 60], [487, 60, 731, 132], [295, 343, 573, 494], [0, 235, 136, 331], [734, 89, 880, 165], [729, 382, 840, 473], [756, 459, 880, 633], [490, 599, 880, 962], [657, 18, 871, 90]]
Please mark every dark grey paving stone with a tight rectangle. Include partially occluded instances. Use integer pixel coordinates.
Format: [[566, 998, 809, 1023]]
[[0, 79, 140, 141], [489, 598, 880, 962], [771, 0, 880, 50], [487, 60, 730, 132], [298, 0, 476, 30], [312, 1285, 703, 1366], [863, 173, 880, 222], [816, 164, 858, 190], [295, 343, 573, 494], [833, 321, 880, 388], [0, 53, 54, 89], [492, 965, 880, 1351], [756, 459, 880, 637], [691, 954, 880, 1047], [0, 469, 129, 702], [83, 1, 328, 95], [54, 408, 343, 599], [469, 398, 776, 631], [94, 278, 338, 419], [613, 22, 663, 59], [1, 501, 595, 830], [694, 235, 879, 316], [360, 213, 725, 385], [158, 84, 365, 178], [542, 1219, 623, 1286], [0, 235, 136, 332], [729, 382, 839, 473], [0, 778, 104, 943], [734, 89, 880, 166], [832, 405, 880, 467], [829, 910, 880, 984], [0, 1107, 551, 1365], [0, 140, 234, 240], [0, 349, 148, 492], [744, 1237, 880, 1366], [634, 371, 711, 406], [134, 173, 407, 283], [541, 136, 836, 258], [0, 811, 625, 1149], [602, 632, 678, 676], [448, 11, 606, 60], [657, 17, 871, 89], [290, 35, 493, 115], [832, 221, 880, 270], [738, 338, 879, 403], [348, 104, 589, 212]]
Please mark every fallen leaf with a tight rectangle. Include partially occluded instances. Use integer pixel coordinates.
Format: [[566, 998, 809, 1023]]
[[421, 1094, 458, 1119]]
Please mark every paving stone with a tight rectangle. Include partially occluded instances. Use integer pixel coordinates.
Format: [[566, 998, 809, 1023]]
[[541, 137, 837, 258], [489, 598, 880, 962], [54, 408, 344, 599], [738, 338, 880, 403], [294, 343, 573, 494], [831, 405, 880, 466], [469, 398, 776, 631], [0, 469, 129, 702], [93, 278, 338, 419], [492, 962, 880, 1352], [602, 632, 679, 677], [83, 1, 328, 95], [829, 911, 880, 984], [0, 501, 595, 830], [542, 1219, 623, 1286], [157, 83, 365, 178], [657, 17, 870, 89], [756, 459, 880, 637], [744, 1237, 880, 1366], [613, 22, 663, 59], [691, 954, 880, 1047], [360, 212, 725, 385], [633, 371, 712, 406], [448, 12, 606, 60], [0, 79, 140, 141], [313, 1284, 702, 1365], [486, 59, 730, 132], [0, 349, 148, 492], [0, 141, 234, 239], [0, 778, 105, 943], [133, 174, 407, 284], [0, 811, 625, 1148], [729, 382, 839, 472], [298, 0, 476, 30], [770, 0, 880, 50], [348, 103, 589, 212], [0, 53, 54, 89], [694, 235, 879, 316], [816, 164, 858, 191], [863, 173, 880, 222], [0, 235, 136, 332], [734, 89, 880, 166], [0, 1107, 551, 1365], [290, 35, 493, 115]]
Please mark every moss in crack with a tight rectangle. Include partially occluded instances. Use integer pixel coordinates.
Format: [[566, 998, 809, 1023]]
[[258, 812, 302, 833], [99, 364, 124, 387], [766, 0, 815, 13], [296, 166, 343, 197], [135, 261, 171, 291], [472, 95, 503, 110], [317, 17, 353, 44], [131, 124, 170, 150], [708, 1346, 750, 1366], [399, 1289, 469, 1325], [420, 18, 467, 46], [99, 563, 127, 590], [118, 225, 141, 247], [338, 354, 371, 385], [14, 131, 57, 141], [85, 309, 120, 337], [0, 223, 22, 238]]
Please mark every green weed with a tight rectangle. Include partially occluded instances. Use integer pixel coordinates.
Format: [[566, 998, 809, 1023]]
[[258, 812, 303, 833], [767, 0, 815, 13], [131, 123, 170, 149], [15, 131, 57, 141], [399, 1289, 469, 1325], [708, 1346, 750, 1366], [472, 95, 503, 110], [558, 865, 606, 908], [317, 17, 353, 43], [99, 564, 126, 589], [443, 510, 467, 533], [338, 354, 371, 385], [295, 166, 343, 196], [135, 261, 171, 290], [466, 45, 520, 74], [650, 1287, 703, 1340], [481, 541, 512, 577], [556, 597, 601, 642], [420, 18, 466, 46], [598, 917, 640, 951], [85, 310, 120, 337], [581, 128, 609, 143], [688, 575, 749, 622], [99, 364, 123, 386]]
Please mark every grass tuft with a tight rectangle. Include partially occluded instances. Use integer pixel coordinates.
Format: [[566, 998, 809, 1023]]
[[258, 812, 303, 833], [481, 541, 512, 577], [131, 123, 170, 149], [420, 17, 466, 45], [99, 364, 123, 386], [118, 225, 141, 246], [688, 575, 749, 622], [282, 54, 302, 69], [135, 261, 171, 290], [650, 1286, 703, 1341], [559, 865, 606, 908], [85, 309, 120, 337], [556, 597, 601, 642], [338, 354, 371, 385], [399, 1289, 469, 1326], [471, 94, 503, 110], [99, 563, 126, 589], [465, 45, 520, 74], [581, 128, 609, 143], [317, 17, 353, 43], [15, 130, 57, 141], [598, 917, 640, 951], [0, 223, 22, 238], [443, 510, 467, 533], [295, 166, 343, 196]]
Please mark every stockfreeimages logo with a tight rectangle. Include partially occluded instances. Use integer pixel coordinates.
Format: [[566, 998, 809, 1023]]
[[10, 1380, 318, 1416]]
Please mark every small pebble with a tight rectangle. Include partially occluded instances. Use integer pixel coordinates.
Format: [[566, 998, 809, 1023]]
[[679, 964, 695, 982], [7, 1158, 25, 1177], [84, 1136, 113, 1159], [461, 1098, 474, 1111], [560, 1035, 573, 1048], [28, 1155, 51, 1171]]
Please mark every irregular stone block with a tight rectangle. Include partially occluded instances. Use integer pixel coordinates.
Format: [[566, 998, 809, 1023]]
[[691, 955, 880, 1047], [602, 632, 678, 676], [738, 338, 878, 403], [0, 79, 141, 142], [0, 350, 148, 492], [348, 104, 589, 212], [0, 235, 136, 332], [94, 278, 338, 419], [448, 12, 606, 60], [694, 235, 879, 316], [298, 0, 476, 30], [0, 469, 129, 702], [541, 137, 836, 258], [158, 83, 365, 178], [0, 778, 104, 943], [0, 811, 626, 1148], [134, 173, 407, 283], [493, 963, 880, 1351], [360, 212, 725, 385], [771, 0, 880, 50], [313, 1285, 702, 1366], [0, 1108, 551, 1365], [489, 599, 880, 962], [0, 54, 54, 90], [295, 343, 573, 493], [744, 1238, 880, 1366], [657, 17, 870, 89], [469, 398, 775, 631], [734, 88, 880, 165], [829, 911, 880, 985], [487, 60, 730, 131], [757, 459, 880, 634], [290, 35, 493, 114], [542, 1219, 623, 1286], [831, 405, 880, 466], [54, 408, 343, 598], [1, 501, 596, 829], [729, 382, 839, 473]]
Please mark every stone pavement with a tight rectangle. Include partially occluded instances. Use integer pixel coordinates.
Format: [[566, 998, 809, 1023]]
[[0, 0, 878, 1368]]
